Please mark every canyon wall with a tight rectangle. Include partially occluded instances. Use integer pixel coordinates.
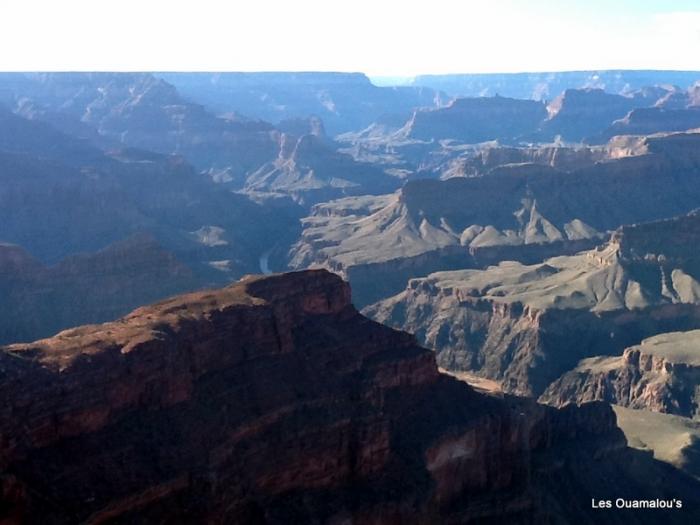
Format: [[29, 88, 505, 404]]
[[1, 270, 696, 523]]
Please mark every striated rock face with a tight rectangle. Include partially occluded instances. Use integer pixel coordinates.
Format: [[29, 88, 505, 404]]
[[540, 88, 643, 141], [433, 144, 614, 180], [1, 269, 697, 524], [244, 133, 399, 206], [399, 95, 547, 143], [598, 107, 700, 142], [541, 330, 700, 418], [291, 132, 700, 306], [365, 211, 700, 396], [473, 144, 610, 173]]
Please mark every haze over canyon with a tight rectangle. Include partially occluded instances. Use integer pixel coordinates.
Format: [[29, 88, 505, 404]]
[[2, 69, 700, 523]]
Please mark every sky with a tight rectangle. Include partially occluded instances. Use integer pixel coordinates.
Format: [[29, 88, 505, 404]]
[[0, 0, 699, 76]]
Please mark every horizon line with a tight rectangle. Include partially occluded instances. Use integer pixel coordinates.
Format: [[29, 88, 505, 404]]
[[2, 68, 700, 76]]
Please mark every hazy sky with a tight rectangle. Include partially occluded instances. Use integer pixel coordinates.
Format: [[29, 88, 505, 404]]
[[1, 0, 699, 75]]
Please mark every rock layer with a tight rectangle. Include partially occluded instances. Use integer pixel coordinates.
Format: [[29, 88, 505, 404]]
[[1, 270, 697, 524], [541, 330, 700, 418], [366, 211, 700, 396], [399, 95, 547, 143], [292, 132, 700, 306]]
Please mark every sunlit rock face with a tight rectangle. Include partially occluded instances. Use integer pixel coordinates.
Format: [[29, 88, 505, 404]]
[[398, 95, 547, 143], [292, 132, 700, 306], [541, 330, 700, 418], [366, 211, 700, 396]]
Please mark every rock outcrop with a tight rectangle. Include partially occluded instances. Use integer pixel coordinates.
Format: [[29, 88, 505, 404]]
[[597, 108, 700, 142], [612, 406, 700, 479], [244, 133, 399, 206], [541, 330, 700, 418], [540, 88, 642, 141], [399, 95, 547, 143], [457, 144, 611, 176], [1, 270, 698, 524], [291, 132, 700, 306], [365, 211, 700, 396]]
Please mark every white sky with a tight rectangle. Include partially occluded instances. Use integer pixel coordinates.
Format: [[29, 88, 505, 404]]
[[0, 0, 699, 75]]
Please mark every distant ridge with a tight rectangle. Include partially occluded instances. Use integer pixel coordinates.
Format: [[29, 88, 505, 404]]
[[407, 70, 700, 99]]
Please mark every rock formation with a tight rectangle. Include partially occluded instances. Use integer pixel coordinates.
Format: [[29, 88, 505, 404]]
[[540, 88, 642, 141], [398, 95, 547, 143], [597, 108, 700, 142], [158, 72, 446, 135], [408, 70, 700, 100], [655, 84, 700, 109], [1, 270, 698, 524], [540, 326, 700, 481], [0, 235, 198, 345], [1, 74, 406, 207], [456, 144, 611, 176], [541, 330, 700, 418], [291, 132, 700, 306], [243, 133, 399, 206], [0, 72, 280, 178], [365, 211, 700, 396], [0, 110, 303, 275], [611, 406, 700, 479]]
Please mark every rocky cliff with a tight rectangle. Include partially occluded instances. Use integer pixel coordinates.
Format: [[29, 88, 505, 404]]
[[467, 144, 611, 175], [1, 270, 697, 524], [541, 330, 700, 418], [365, 211, 700, 396], [158, 72, 446, 135], [540, 88, 643, 141], [291, 132, 700, 306], [597, 108, 700, 142], [399, 95, 547, 143], [243, 133, 399, 206]]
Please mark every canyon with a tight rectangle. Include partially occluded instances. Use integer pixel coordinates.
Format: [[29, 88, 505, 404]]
[[2, 70, 700, 522], [407, 70, 700, 100], [365, 211, 700, 396], [541, 330, 700, 418], [292, 132, 700, 305], [1, 270, 699, 524]]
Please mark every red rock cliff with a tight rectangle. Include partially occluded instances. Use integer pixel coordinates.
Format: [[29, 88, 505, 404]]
[[0, 270, 698, 524]]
